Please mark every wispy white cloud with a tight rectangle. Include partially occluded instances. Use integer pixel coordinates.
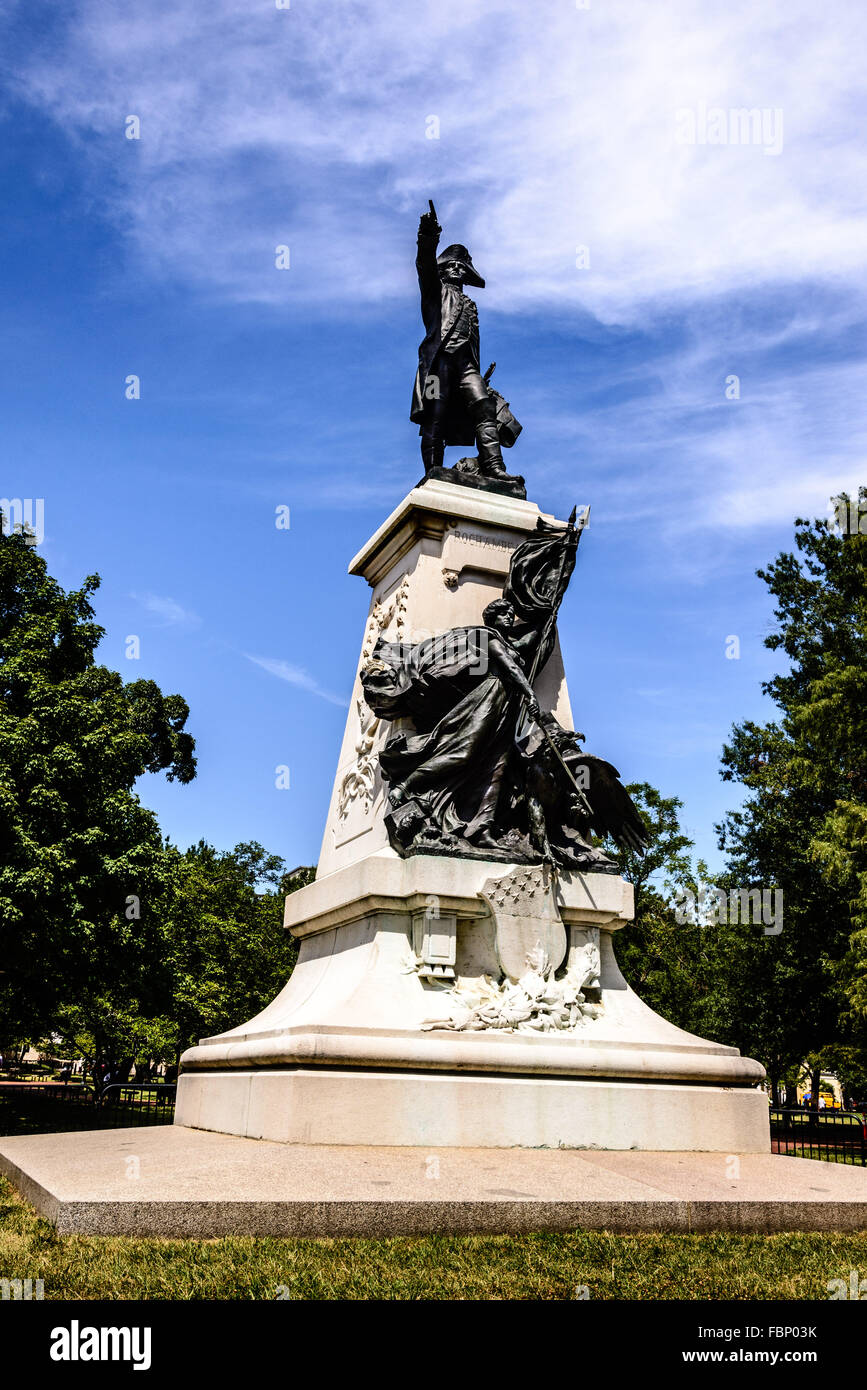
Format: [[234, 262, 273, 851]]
[[8, 0, 867, 321], [131, 592, 201, 628], [8, 0, 866, 555], [525, 333, 867, 546], [245, 654, 348, 707]]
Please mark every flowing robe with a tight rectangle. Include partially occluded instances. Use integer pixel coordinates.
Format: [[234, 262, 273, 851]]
[[370, 626, 537, 836], [361, 519, 580, 850]]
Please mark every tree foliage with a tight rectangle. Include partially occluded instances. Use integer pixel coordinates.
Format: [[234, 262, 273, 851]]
[[605, 783, 712, 1036], [159, 842, 308, 1057], [0, 528, 195, 1039], [0, 527, 317, 1073], [46, 845, 313, 1074], [714, 490, 867, 1095]]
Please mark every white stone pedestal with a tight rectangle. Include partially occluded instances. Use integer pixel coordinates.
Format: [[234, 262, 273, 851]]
[[176, 481, 768, 1152], [176, 852, 767, 1150]]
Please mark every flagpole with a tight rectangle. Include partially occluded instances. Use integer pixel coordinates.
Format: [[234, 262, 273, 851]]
[[526, 504, 585, 687], [515, 505, 592, 817]]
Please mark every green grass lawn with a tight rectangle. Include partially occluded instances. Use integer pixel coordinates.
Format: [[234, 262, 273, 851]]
[[1, 1175, 865, 1299]]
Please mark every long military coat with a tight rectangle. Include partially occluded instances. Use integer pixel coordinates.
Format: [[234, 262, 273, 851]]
[[410, 229, 480, 447]]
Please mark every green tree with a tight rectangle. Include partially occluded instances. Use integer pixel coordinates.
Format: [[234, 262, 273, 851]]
[[43, 845, 314, 1081], [0, 526, 195, 1044], [160, 842, 309, 1060], [714, 491, 867, 1102], [45, 1001, 179, 1089], [604, 783, 713, 1036]]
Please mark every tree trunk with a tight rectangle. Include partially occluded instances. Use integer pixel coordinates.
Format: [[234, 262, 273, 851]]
[[809, 1066, 822, 1111]]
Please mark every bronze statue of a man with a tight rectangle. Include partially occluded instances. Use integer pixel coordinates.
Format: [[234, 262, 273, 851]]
[[410, 203, 512, 479]]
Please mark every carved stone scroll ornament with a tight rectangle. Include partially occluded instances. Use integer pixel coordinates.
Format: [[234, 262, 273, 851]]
[[335, 574, 410, 824], [335, 698, 381, 821], [361, 573, 410, 663]]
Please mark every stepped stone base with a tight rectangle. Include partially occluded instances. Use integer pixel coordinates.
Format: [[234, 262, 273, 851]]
[[176, 1069, 769, 1152], [2, 1127, 866, 1237]]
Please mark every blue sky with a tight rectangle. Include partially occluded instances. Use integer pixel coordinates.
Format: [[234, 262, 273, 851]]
[[1, 0, 865, 870]]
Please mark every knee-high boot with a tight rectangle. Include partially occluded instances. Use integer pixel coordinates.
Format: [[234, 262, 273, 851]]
[[421, 432, 444, 474], [469, 396, 506, 476]]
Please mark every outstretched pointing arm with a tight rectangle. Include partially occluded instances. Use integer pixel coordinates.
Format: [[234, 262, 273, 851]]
[[416, 202, 442, 300]]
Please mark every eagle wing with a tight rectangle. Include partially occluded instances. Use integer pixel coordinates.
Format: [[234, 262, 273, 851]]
[[569, 754, 649, 854]]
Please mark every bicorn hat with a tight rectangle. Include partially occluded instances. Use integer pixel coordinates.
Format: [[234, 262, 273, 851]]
[[437, 242, 485, 288]]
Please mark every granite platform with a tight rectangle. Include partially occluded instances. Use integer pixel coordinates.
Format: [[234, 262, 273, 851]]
[[2, 1125, 866, 1237]]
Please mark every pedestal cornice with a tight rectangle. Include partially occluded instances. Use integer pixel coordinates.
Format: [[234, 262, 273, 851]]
[[348, 479, 575, 589]]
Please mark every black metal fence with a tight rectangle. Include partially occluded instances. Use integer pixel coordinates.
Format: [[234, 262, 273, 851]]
[[769, 1107, 867, 1164], [0, 1082, 176, 1137]]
